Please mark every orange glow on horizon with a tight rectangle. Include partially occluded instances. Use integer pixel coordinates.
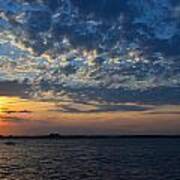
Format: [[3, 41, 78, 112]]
[[0, 96, 180, 136]]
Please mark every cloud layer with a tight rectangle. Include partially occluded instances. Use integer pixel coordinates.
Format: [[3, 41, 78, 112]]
[[0, 0, 180, 104]]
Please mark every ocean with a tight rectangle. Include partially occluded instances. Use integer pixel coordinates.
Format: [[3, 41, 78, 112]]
[[0, 138, 180, 180]]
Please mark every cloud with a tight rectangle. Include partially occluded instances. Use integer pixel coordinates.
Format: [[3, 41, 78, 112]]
[[0, 0, 179, 105], [1, 117, 30, 124], [1, 116, 48, 125], [0, 81, 29, 97], [3, 110, 32, 114], [51, 102, 153, 113], [47, 86, 180, 105], [146, 111, 180, 115]]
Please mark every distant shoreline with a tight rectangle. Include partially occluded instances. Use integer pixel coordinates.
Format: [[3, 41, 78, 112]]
[[0, 134, 180, 139]]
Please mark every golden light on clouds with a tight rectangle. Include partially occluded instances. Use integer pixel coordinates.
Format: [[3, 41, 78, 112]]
[[0, 96, 180, 136], [0, 96, 18, 113], [0, 97, 6, 113]]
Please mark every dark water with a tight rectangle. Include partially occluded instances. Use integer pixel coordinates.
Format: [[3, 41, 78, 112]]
[[0, 138, 180, 180]]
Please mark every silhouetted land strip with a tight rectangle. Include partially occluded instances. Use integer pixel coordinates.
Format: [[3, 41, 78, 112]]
[[0, 134, 180, 139]]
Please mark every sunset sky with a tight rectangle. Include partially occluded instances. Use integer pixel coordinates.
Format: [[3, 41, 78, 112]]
[[0, 0, 180, 135]]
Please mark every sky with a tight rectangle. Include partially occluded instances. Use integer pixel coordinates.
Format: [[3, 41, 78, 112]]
[[0, 0, 180, 135]]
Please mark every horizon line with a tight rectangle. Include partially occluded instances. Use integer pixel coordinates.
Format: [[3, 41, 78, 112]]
[[1, 134, 180, 139]]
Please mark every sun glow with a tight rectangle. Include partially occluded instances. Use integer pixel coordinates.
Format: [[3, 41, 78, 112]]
[[0, 96, 32, 114], [0, 96, 9, 113]]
